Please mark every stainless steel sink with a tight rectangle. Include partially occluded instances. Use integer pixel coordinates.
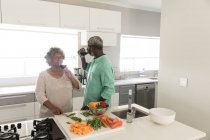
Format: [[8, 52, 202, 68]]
[[111, 108, 148, 119]]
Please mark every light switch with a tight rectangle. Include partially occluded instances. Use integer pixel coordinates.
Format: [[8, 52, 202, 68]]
[[179, 78, 188, 87]]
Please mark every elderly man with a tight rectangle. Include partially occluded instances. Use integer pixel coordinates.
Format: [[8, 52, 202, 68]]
[[78, 36, 115, 110]]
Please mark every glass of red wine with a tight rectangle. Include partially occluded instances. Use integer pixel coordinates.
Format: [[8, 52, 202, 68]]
[[60, 65, 66, 69]]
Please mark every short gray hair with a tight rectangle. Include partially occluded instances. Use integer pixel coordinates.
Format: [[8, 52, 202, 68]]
[[88, 36, 103, 50], [45, 47, 65, 66]]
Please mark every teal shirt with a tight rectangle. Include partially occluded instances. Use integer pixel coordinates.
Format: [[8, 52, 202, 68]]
[[83, 55, 115, 107]]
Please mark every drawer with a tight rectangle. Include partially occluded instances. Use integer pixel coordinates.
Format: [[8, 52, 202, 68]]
[[115, 86, 119, 93], [119, 92, 135, 105], [119, 85, 135, 94], [0, 102, 34, 124], [0, 93, 35, 106]]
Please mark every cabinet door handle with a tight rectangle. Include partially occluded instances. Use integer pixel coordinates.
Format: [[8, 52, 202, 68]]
[[2, 118, 27, 124], [0, 103, 26, 110], [0, 95, 26, 100]]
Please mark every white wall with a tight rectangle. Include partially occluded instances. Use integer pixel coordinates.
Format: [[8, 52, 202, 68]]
[[158, 0, 210, 139]]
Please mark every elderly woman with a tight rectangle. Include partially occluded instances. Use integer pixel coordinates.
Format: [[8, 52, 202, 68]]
[[35, 47, 82, 118]]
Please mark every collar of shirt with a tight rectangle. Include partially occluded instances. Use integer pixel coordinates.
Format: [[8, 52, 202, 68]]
[[93, 55, 107, 64]]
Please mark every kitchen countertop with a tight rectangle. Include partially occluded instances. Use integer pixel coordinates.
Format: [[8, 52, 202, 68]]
[[114, 77, 158, 86], [0, 78, 158, 96], [55, 104, 206, 140]]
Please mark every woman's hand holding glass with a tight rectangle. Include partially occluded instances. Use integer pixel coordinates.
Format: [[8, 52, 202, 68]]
[[64, 67, 73, 79]]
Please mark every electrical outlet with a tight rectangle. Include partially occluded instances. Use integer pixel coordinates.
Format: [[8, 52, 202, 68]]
[[179, 78, 188, 87]]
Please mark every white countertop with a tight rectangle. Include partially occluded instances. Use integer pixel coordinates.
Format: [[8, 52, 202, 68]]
[[114, 77, 157, 86], [0, 78, 157, 96], [0, 85, 36, 96], [55, 104, 206, 140]]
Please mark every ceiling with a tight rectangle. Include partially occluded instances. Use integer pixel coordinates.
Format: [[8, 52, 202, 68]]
[[84, 0, 161, 12]]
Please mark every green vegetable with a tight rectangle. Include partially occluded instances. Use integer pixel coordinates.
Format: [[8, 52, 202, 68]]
[[70, 116, 82, 122], [87, 118, 103, 130], [81, 111, 93, 117], [67, 113, 75, 117]]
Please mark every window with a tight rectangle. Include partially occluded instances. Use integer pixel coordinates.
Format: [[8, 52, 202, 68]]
[[0, 24, 79, 86], [120, 35, 160, 72]]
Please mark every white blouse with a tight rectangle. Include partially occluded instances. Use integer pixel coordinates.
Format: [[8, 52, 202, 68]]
[[35, 70, 82, 118]]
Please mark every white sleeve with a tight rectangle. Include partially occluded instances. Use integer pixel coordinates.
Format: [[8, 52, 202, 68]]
[[35, 72, 48, 105], [72, 74, 83, 92]]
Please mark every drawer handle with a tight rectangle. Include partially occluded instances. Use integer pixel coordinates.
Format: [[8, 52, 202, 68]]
[[0, 95, 26, 100], [0, 103, 27, 109], [2, 118, 27, 124]]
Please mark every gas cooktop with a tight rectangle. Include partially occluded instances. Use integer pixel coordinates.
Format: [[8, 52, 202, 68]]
[[0, 118, 66, 140]]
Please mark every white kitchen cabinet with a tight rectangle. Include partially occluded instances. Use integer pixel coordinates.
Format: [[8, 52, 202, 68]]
[[81, 31, 118, 47], [34, 101, 41, 119], [73, 97, 84, 111], [1, 0, 59, 27], [0, 102, 34, 123], [90, 8, 121, 33], [60, 4, 89, 30], [0, 0, 2, 23], [111, 93, 119, 107]]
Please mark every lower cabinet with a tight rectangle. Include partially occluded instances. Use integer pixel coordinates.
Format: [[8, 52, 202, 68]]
[[111, 93, 119, 107], [0, 102, 34, 123], [118, 85, 135, 105], [34, 101, 41, 119], [0, 93, 35, 123], [73, 97, 84, 111]]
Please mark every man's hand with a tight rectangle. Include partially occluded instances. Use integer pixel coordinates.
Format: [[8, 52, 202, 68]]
[[78, 48, 87, 57], [81, 106, 89, 110]]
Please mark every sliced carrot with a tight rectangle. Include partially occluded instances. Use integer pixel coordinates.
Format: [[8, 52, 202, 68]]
[[110, 120, 123, 129], [106, 117, 113, 125], [69, 122, 93, 135]]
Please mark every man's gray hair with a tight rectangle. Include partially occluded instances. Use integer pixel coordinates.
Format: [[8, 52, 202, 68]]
[[88, 36, 103, 50]]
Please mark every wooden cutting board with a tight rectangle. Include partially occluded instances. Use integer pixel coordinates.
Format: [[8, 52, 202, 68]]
[[54, 111, 125, 140]]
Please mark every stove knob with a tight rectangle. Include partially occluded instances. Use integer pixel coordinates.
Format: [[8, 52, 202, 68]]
[[17, 123, 22, 129], [13, 127, 17, 133], [31, 130, 36, 137], [11, 124, 15, 129], [4, 125, 8, 131]]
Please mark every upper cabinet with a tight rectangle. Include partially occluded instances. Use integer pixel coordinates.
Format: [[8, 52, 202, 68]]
[[60, 4, 89, 30], [81, 31, 118, 47], [1, 0, 59, 27], [0, 0, 1, 23], [0, 1, 121, 32], [90, 8, 121, 33]]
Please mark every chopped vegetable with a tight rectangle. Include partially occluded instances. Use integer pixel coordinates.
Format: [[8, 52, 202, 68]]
[[81, 111, 93, 117], [97, 115, 123, 129], [87, 118, 103, 130], [70, 116, 82, 122], [66, 113, 75, 117], [69, 122, 93, 135]]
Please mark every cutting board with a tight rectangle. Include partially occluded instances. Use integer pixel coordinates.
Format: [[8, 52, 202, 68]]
[[54, 111, 125, 140]]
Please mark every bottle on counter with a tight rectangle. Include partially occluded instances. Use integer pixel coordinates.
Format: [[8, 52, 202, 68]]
[[127, 89, 133, 123]]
